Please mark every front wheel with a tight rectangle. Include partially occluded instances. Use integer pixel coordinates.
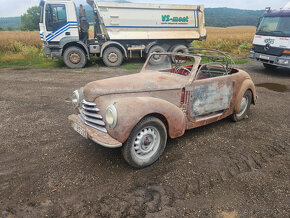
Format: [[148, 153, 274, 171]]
[[231, 90, 252, 122], [122, 116, 167, 168], [63, 46, 87, 69]]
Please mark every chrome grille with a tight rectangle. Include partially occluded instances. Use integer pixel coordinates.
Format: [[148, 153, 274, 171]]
[[79, 100, 107, 133]]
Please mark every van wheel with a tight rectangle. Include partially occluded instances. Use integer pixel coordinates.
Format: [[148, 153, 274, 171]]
[[148, 45, 166, 65], [63, 46, 87, 68], [231, 90, 252, 122], [103, 47, 123, 67], [122, 116, 167, 168]]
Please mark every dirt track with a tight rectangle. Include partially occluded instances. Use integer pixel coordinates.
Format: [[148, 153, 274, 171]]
[[0, 62, 289, 217]]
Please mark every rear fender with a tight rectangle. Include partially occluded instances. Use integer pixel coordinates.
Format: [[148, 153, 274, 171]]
[[234, 79, 257, 113], [107, 97, 186, 143]]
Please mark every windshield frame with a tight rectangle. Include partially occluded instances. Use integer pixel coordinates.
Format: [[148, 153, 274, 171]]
[[142, 53, 202, 86], [256, 16, 290, 37]]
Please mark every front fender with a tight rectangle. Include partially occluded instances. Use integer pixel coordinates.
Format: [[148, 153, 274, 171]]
[[107, 97, 186, 143], [234, 79, 257, 113]]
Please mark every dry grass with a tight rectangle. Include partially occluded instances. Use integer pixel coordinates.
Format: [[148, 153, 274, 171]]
[[194, 26, 256, 56], [0, 27, 256, 66], [0, 31, 42, 53]]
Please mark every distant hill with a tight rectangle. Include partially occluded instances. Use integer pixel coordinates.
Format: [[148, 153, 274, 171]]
[[0, 17, 20, 30], [205, 8, 264, 27], [0, 7, 264, 30]]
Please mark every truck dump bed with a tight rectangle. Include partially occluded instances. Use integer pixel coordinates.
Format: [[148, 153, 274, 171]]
[[90, 1, 206, 41]]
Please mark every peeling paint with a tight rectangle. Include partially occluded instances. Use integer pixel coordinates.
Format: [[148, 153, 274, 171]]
[[191, 82, 233, 116]]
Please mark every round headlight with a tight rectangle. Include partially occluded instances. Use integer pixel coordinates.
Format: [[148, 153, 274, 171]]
[[105, 105, 117, 128], [71, 88, 84, 109]]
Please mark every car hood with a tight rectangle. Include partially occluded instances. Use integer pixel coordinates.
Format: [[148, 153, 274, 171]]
[[84, 71, 186, 100]]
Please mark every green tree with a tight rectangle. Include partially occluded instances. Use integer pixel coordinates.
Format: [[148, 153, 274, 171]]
[[20, 6, 41, 31], [0, 26, 3, 31], [7, 26, 13, 31]]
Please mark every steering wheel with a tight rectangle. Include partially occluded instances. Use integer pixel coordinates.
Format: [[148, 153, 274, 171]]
[[175, 66, 191, 75]]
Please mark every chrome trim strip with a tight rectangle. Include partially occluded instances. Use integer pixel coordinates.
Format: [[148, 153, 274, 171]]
[[82, 104, 100, 112], [80, 113, 106, 126], [78, 115, 107, 133], [82, 99, 96, 106], [80, 109, 102, 119]]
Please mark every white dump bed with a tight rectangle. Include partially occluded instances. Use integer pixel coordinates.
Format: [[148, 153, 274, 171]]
[[92, 1, 206, 40]]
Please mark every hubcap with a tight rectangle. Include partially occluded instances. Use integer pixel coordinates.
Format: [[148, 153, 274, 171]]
[[69, 52, 81, 64], [133, 127, 160, 159], [237, 96, 248, 116], [152, 54, 161, 61], [108, 52, 118, 63]]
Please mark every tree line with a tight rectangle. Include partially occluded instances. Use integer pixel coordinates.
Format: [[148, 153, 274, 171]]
[[0, 6, 264, 31]]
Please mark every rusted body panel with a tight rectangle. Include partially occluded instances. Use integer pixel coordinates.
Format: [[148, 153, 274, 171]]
[[69, 52, 257, 148], [84, 71, 188, 101], [104, 97, 186, 143], [68, 114, 122, 148]]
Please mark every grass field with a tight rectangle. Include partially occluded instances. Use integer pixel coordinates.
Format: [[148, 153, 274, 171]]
[[0, 26, 256, 68]]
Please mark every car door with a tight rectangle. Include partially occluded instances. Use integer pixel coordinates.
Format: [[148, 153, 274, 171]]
[[186, 63, 236, 124]]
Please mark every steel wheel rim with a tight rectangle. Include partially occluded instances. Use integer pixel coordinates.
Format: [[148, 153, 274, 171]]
[[69, 52, 81, 64], [133, 126, 160, 159], [108, 52, 118, 63], [237, 96, 248, 116]]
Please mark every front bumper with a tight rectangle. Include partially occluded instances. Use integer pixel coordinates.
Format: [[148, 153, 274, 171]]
[[68, 114, 122, 148], [249, 51, 290, 68]]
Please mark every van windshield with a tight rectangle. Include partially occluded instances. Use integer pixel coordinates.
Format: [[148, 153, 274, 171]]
[[144, 54, 195, 76], [257, 16, 290, 37]]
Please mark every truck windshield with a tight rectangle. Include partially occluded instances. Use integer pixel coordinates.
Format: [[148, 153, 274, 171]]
[[257, 16, 290, 37], [145, 54, 195, 76]]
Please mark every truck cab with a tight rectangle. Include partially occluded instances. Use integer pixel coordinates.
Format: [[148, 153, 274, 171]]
[[250, 4, 290, 69]]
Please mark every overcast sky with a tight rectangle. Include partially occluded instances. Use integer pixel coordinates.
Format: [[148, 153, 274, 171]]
[[0, 0, 289, 17]]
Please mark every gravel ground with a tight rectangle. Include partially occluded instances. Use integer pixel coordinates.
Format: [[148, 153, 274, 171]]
[[0, 61, 289, 217]]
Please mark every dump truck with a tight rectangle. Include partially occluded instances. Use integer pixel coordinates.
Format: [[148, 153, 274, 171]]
[[39, 0, 206, 68], [250, 2, 290, 69]]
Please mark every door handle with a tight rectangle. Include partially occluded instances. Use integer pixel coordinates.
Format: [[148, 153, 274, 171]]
[[65, 32, 70, 35]]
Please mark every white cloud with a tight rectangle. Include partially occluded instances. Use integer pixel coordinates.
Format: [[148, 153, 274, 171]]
[[0, 0, 289, 17]]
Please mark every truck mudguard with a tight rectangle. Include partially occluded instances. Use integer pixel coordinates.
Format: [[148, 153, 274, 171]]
[[100, 41, 128, 58]]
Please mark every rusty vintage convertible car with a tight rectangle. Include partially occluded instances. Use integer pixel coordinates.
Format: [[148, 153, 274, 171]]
[[68, 49, 257, 168]]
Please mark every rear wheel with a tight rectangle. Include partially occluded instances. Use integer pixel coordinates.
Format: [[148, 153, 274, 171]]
[[147, 45, 166, 65], [171, 44, 189, 63], [122, 116, 167, 168], [102, 47, 123, 67], [171, 44, 189, 54], [63, 46, 87, 69], [231, 90, 252, 122], [263, 63, 277, 70]]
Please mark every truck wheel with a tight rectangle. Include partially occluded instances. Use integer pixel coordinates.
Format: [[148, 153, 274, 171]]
[[103, 47, 123, 67], [63, 46, 87, 69], [171, 44, 189, 63], [171, 44, 189, 54], [122, 116, 167, 168], [148, 45, 166, 65], [263, 63, 277, 70], [230, 90, 252, 122]]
